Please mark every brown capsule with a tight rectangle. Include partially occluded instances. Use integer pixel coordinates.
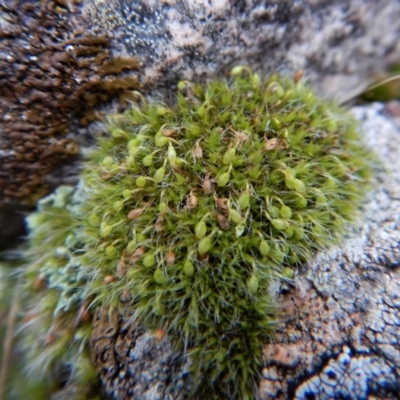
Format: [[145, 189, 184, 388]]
[[153, 328, 166, 341], [78, 304, 91, 323], [166, 249, 175, 266], [130, 246, 145, 264], [187, 190, 198, 209], [33, 275, 46, 289], [252, 111, 261, 126], [233, 130, 249, 142], [161, 128, 176, 137], [101, 173, 113, 180], [202, 175, 213, 194], [103, 275, 115, 285], [127, 208, 145, 220], [155, 214, 164, 232], [264, 138, 288, 151], [216, 213, 229, 230], [116, 251, 128, 277], [120, 288, 132, 303], [193, 140, 203, 159], [216, 197, 230, 210], [293, 70, 304, 83], [199, 253, 209, 263]]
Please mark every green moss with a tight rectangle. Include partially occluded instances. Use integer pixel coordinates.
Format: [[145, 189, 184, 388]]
[[20, 187, 99, 399], [22, 68, 372, 399]]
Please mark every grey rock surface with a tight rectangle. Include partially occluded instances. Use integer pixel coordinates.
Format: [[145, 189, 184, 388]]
[[82, 0, 400, 102], [260, 102, 400, 399], [86, 103, 400, 399]]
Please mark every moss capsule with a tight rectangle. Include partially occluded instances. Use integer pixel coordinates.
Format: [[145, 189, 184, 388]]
[[126, 240, 136, 253], [282, 267, 294, 279], [101, 156, 113, 166], [296, 195, 308, 208], [222, 148, 236, 165], [153, 167, 166, 182], [136, 176, 147, 187], [230, 65, 245, 75], [183, 260, 195, 277], [259, 240, 270, 256], [293, 178, 306, 193], [112, 200, 123, 212], [294, 227, 305, 240], [198, 236, 212, 255], [155, 134, 168, 147], [217, 172, 230, 187], [271, 219, 289, 230], [285, 176, 295, 190], [128, 138, 141, 150], [143, 253, 156, 267], [88, 214, 100, 227], [285, 226, 294, 238], [154, 268, 166, 284], [267, 82, 285, 97], [105, 245, 117, 258], [142, 154, 153, 166], [167, 143, 177, 165], [316, 194, 327, 206], [238, 193, 250, 210], [247, 275, 259, 294], [127, 208, 145, 220], [158, 202, 169, 213], [122, 189, 131, 199], [280, 205, 292, 219], [99, 224, 112, 237], [195, 220, 207, 239], [229, 208, 243, 224], [271, 117, 281, 129]]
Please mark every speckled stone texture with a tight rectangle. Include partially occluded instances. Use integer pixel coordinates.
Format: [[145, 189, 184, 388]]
[[260, 103, 400, 400], [89, 308, 191, 400], [83, 103, 400, 400], [82, 0, 400, 102]]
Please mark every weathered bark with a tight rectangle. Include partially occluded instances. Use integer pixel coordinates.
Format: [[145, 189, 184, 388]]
[[82, 103, 400, 400]]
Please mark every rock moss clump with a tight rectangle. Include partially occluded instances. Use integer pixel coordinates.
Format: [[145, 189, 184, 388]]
[[22, 68, 371, 399]]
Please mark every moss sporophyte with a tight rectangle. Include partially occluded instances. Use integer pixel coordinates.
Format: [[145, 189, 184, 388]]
[[22, 67, 372, 399]]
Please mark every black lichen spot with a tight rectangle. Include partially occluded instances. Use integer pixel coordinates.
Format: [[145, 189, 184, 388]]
[[326, 370, 337, 380], [304, 392, 316, 400]]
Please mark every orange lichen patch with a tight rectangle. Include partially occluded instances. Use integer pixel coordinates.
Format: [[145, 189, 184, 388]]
[[153, 328, 166, 341], [0, 0, 140, 205], [263, 344, 300, 368]]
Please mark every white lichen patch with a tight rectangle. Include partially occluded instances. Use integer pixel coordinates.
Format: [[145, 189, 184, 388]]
[[259, 103, 400, 399], [295, 347, 396, 400]]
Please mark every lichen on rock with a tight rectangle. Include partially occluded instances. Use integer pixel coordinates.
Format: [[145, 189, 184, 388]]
[[21, 68, 372, 399], [0, 0, 140, 207]]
